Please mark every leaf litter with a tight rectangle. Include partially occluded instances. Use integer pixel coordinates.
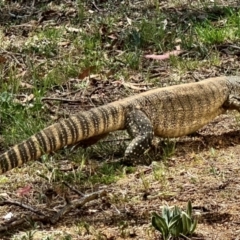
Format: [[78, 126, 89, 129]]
[[1, 1, 240, 239]]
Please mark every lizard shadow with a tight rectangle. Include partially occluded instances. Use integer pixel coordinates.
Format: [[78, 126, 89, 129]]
[[82, 128, 240, 167], [174, 129, 240, 155], [0, 130, 238, 238]]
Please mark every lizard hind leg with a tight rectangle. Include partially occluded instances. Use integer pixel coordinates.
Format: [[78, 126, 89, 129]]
[[124, 109, 154, 163]]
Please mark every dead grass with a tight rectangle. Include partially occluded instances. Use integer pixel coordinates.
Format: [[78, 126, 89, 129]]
[[1, 0, 240, 239]]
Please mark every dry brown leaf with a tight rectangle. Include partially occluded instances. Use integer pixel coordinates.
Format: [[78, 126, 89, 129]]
[[108, 34, 118, 40], [14, 94, 35, 104], [106, 69, 115, 77], [175, 45, 181, 51], [65, 26, 82, 33], [22, 94, 35, 103], [16, 185, 32, 197], [78, 66, 96, 80], [88, 74, 103, 81], [0, 55, 7, 64], [57, 41, 70, 46], [99, 26, 108, 36], [122, 82, 147, 90], [20, 81, 34, 89], [145, 49, 183, 60], [126, 17, 132, 25], [15, 71, 27, 80]]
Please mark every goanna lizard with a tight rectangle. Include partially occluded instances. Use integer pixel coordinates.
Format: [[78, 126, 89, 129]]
[[1, 76, 240, 174]]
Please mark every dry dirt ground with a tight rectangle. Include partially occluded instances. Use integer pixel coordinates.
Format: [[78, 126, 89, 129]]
[[1, 1, 240, 240], [2, 114, 240, 240]]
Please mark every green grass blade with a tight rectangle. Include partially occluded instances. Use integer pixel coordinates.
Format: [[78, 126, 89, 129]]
[[187, 200, 193, 217], [152, 213, 169, 240], [190, 219, 198, 234], [168, 214, 181, 229]]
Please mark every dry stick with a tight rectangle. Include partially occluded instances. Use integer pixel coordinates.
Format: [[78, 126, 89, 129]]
[[227, 44, 240, 50], [61, 88, 83, 97], [180, 234, 192, 240], [43, 102, 72, 118], [0, 190, 107, 232], [0, 215, 50, 232], [42, 97, 96, 108], [91, 1, 103, 12], [89, 86, 103, 97], [0, 199, 45, 216], [1, 49, 23, 66], [50, 190, 107, 224], [63, 181, 85, 197], [41, 97, 83, 103]]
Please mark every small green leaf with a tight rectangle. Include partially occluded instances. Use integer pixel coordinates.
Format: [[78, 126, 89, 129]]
[[190, 219, 198, 234], [152, 213, 169, 239], [187, 200, 192, 217], [152, 202, 197, 239], [183, 212, 193, 234], [162, 206, 170, 224], [173, 206, 181, 216], [168, 214, 181, 229], [171, 221, 181, 237]]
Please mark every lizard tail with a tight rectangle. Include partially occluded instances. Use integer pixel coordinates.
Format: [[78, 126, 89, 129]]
[[0, 104, 125, 174]]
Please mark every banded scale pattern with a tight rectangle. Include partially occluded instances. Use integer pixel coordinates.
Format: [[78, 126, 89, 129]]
[[1, 75, 240, 174], [0, 104, 126, 174], [150, 78, 230, 137]]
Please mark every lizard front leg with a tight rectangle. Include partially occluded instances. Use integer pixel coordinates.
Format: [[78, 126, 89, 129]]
[[224, 95, 240, 111], [124, 109, 154, 163]]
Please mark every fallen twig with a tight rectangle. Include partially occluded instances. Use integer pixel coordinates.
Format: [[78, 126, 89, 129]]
[[50, 190, 107, 224], [0, 190, 107, 232], [62, 181, 85, 197], [0, 199, 45, 216], [41, 97, 83, 103]]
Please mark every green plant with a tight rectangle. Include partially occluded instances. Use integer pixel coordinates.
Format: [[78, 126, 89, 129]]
[[16, 230, 37, 240], [0, 91, 46, 146], [162, 140, 176, 161], [152, 201, 197, 240]]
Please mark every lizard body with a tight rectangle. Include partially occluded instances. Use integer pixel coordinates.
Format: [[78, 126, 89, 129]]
[[1, 76, 240, 174]]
